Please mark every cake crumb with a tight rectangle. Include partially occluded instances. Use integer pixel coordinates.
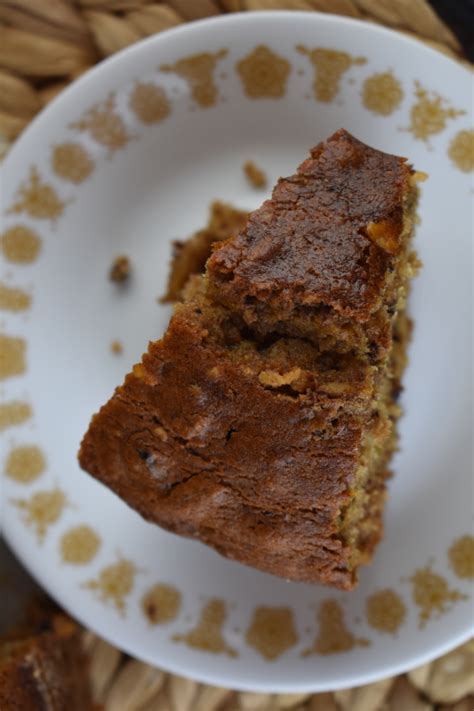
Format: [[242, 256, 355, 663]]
[[110, 340, 123, 355], [243, 160, 267, 189], [109, 255, 131, 283]]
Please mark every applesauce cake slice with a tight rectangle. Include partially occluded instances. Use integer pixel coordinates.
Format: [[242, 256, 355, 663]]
[[79, 130, 423, 589]]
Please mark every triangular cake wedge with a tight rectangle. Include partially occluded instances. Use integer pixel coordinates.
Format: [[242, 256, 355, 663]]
[[79, 130, 423, 589]]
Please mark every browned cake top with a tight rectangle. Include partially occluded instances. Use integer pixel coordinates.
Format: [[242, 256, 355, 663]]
[[207, 129, 412, 320]]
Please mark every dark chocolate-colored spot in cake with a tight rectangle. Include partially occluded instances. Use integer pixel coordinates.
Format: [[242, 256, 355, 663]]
[[317, 353, 338, 371], [255, 332, 280, 352], [392, 383, 403, 402], [368, 343, 379, 363], [138, 450, 150, 461], [225, 428, 237, 442], [270, 385, 301, 399], [222, 320, 242, 346]]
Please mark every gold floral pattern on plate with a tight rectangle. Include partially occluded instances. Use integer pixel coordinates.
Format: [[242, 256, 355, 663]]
[[448, 535, 474, 579], [51, 143, 95, 184], [84, 557, 139, 614], [366, 589, 407, 635], [173, 599, 237, 657], [4, 444, 46, 484], [1, 225, 42, 264], [0, 401, 32, 431], [160, 50, 228, 108], [406, 81, 465, 143], [409, 565, 467, 628], [362, 71, 404, 116], [0, 283, 31, 312], [0, 334, 27, 381], [6, 166, 67, 221], [236, 45, 291, 99], [246, 607, 298, 661], [448, 129, 474, 172], [142, 583, 181, 625], [71, 93, 133, 154], [60, 525, 101, 565], [296, 46, 366, 102], [129, 82, 171, 125], [12, 488, 67, 542], [302, 600, 369, 656]]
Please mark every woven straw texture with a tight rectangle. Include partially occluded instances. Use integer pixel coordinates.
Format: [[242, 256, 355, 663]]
[[0, 0, 467, 149], [83, 632, 473, 709], [1, 1, 472, 708]]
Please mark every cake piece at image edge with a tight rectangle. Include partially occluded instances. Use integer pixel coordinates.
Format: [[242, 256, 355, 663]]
[[79, 129, 424, 589], [0, 600, 92, 710]]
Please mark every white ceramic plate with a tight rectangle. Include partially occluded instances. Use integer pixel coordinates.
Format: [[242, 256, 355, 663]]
[[1, 12, 473, 693]]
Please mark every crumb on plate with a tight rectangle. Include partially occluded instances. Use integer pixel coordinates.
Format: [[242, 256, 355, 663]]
[[109, 256, 131, 283], [243, 160, 267, 189], [110, 340, 123, 355]]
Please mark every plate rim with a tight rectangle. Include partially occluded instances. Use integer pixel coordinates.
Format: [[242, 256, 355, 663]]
[[2, 9, 471, 176]]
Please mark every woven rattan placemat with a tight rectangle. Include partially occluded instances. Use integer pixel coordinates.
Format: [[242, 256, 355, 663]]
[[1, 2, 472, 709]]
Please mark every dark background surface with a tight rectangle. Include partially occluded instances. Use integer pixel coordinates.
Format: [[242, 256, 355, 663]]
[[430, 0, 474, 59]]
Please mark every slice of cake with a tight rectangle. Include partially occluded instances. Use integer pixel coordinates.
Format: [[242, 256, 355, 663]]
[[0, 600, 92, 710], [79, 130, 423, 589]]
